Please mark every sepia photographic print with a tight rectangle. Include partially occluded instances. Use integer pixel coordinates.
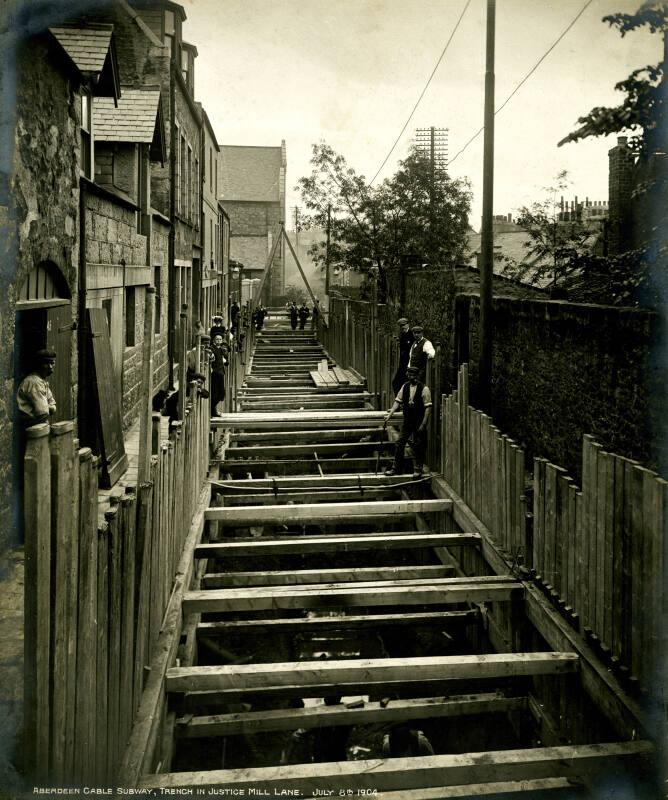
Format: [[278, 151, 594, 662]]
[[0, 0, 666, 797]]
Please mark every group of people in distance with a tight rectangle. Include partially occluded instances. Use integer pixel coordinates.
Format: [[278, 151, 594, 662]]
[[384, 317, 435, 479], [287, 298, 320, 331]]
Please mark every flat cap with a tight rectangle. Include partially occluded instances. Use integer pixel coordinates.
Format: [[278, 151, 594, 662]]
[[411, 325, 424, 333], [36, 348, 57, 361], [397, 317, 409, 325]]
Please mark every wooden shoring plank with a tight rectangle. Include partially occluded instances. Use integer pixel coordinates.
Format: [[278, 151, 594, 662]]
[[554, 471, 572, 599], [117, 485, 210, 787], [182, 579, 519, 614], [220, 455, 393, 473], [574, 489, 585, 631], [585, 436, 602, 633], [641, 468, 661, 688], [374, 779, 578, 799], [204, 498, 451, 523], [212, 473, 407, 492], [202, 565, 455, 588], [430, 473, 649, 740], [471, 409, 481, 519], [166, 652, 577, 693], [226, 440, 392, 459], [95, 525, 110, 784], [602, 453, 616, 650], [332, 366, 350, 385], [480, 414, 490, 531], [49, 423, 77, 780], [219, 488, 401, 506], [119, 493, 137, 752], [197, 610, 479, 635], [595, 451, 609, 642], [501, 435, 511, 551], [566, 483, 578, 612], [229, 427, 383, 443], [138, 741, 650, 793], [105, 503, 122, 774], [491, 427, 502, 548], [74, 449, 97, 783], [195, 531, 480, 557], [22, 425, 51, 779], [176, 693, 528, 737], [212, 411, 402, 430]]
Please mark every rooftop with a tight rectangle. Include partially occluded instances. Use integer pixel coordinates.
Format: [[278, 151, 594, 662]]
[[220, 145, 285, 203]]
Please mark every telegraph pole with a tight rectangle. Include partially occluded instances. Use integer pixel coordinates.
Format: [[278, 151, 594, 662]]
[[479, 0, 495, 413], [325, 204, 331, 297]]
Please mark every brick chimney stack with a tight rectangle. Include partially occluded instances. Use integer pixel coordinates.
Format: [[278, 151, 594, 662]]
[[608, 136, 635, 255]]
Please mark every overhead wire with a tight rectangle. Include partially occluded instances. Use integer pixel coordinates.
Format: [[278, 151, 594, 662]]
[[448, 0, 596, 167], [369, 0, 473, 185]]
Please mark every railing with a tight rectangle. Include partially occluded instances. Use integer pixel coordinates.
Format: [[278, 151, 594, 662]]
[[317, 295, 665, 695], [23, 379, 210, 784]]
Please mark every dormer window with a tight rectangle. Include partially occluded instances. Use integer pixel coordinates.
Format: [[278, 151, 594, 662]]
[[181, 48, 189, 84], [164, 10, 175, 55], [80, 90, 93, 178]]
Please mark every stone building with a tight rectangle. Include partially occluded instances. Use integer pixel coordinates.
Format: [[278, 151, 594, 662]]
[[220, 142, 287, 303]]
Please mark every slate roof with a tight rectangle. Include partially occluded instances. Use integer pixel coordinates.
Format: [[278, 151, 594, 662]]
[[220, 146, 283, 203], [94, 88, 162, 144], [49, 24, 113, 74]]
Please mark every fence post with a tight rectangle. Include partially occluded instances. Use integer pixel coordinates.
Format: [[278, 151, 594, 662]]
[[138, 287, 156, 484], [23, 423, 51, 780]]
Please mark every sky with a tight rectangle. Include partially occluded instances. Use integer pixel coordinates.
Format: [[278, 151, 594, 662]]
[[181, 0, 662, 231]]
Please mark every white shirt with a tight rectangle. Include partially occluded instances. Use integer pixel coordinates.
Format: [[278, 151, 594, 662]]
[[410, 337, 435, 359], [395, 383, 432, 408]]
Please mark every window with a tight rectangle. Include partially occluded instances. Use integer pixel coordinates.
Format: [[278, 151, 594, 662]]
[[175, 126, 181, 214], [194, 157, 199, 227], [164, 10, 174, 55], [209, 147, 213, 192], [154, 266, 161, 334], [215, 159, 218, 198], [125, 287, 136, 347], [181, 48, 188, 84], [180, 134, 187, 215], [136, 145, 146, 233], [80, 91, 92, 178], [187, 145, 192, 222], [102, 298, 112, 333], [210, 219, 214, 264]]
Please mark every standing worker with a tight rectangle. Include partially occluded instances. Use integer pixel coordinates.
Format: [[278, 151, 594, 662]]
[[289, 301, 298, 331], [298, 301, 310, 330], [311, 298, 320, 332], [16, 348, 57, 429], [392, 317, 414, 395], [408, 325, 435, 381], [383, 366, 432, 478], [209, 333, 228, 415]]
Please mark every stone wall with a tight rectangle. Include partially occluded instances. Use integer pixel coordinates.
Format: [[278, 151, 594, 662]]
[[459, 294, 666, 481], [152, 216, 170, 391], [85, 188, 146, 266], [0, 38, 81, 554]]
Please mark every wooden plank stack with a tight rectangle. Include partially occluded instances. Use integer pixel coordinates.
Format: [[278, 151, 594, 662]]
[[310, 358, 364, 389]]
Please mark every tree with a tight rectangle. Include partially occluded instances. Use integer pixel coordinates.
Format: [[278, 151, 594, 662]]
[[296, 142, 471, 300], [283, 284, 307, 304], [558, 4, 667, 155], [501, 172, 593, 289]]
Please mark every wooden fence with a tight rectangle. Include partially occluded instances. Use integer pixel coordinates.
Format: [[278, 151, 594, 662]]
[[23, 377, 210, 785], [319, 299, 665, 694]]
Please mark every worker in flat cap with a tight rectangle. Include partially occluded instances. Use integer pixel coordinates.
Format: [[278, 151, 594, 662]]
[[384, 365, 432, 478], [392, 317, 415, 396], [407, 325, 435, 380], [16, 348, 57, 429]]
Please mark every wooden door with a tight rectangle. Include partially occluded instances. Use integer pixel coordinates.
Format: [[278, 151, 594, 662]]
[[88, 308, 128, 487], [45, 304, 74, 421]]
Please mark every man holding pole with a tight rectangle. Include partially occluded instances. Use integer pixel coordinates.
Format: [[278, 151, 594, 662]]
[[383, 366, 432, 478]]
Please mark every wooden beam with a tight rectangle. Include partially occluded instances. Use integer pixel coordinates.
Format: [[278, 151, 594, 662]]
[[217, 488, 401, 506], [228, 428, 384, 443], [211, 410, 401, 430], [197, 610, 480, 635], [166, 652, 578, 694], [139, 741, 651, 792], [202, 564, 455, 588], [176, 693, 528, 737], [204, 499, 451, 523], [211, 474, 412, 491], [225, 441, 393, 459], [182, 577, 518, 614], [374, 779, 582, 798], [218, 456, 393, 476], [194, 532, 481, 558]]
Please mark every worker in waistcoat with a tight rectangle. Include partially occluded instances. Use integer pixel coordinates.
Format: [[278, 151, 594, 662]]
[[16, 348, 57, 429], [407, 325, 435, 381], [392, 317, 415, 395], [383, 366, 432, 478]]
